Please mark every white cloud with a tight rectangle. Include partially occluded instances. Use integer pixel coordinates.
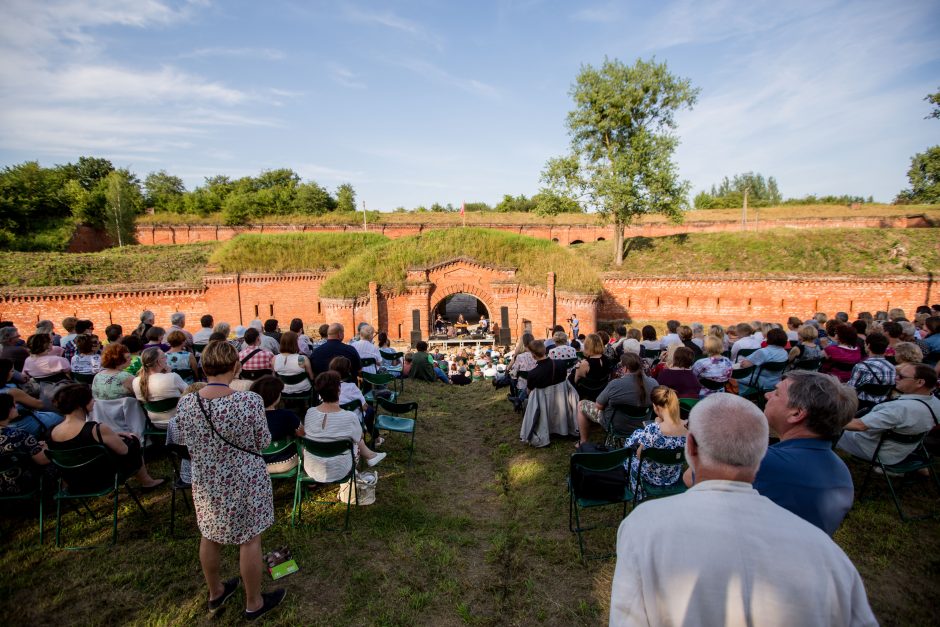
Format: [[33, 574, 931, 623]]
[[180, 47, 286, 60], [327, 63, 367, 90], [343, 6, 444, 50], [389, 57, 500, 100]]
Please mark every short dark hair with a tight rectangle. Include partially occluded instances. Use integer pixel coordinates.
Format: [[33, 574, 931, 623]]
[[672, 346, 695, 368], [318, 323, 329, 339], [329, 356, 352, 379], [416, 341, 428, 352], [851, 319, 867, 336], [208, 332, 227, 343], [865, 332, 889, 355], [145, 326, 165, 343], [264, 319, 278, 333], [289, 318, 304, 333], [166, 330, 186, 348], [244, 328, 260, 345], [641, 325, 657, 341], [75, 334, 98, 354], [882, 321, 902, 339], [766, 328, 788, 347], [75, 319, 94, 334], [53, 383, 93, 415], [120, 334, 143, 354], [200, 314, 214, 328], [104, 324, 123, 343], [666, 320, 680, 332], [834, 324, 858, 347], [315, 370, 341, 403], [249, 375, 284, 407], [905, 362, 938, 390]]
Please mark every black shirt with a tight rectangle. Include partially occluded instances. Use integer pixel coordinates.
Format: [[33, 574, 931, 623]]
[[264, 408, 300, 463], [311, 339, 362, 375], [526, 358, 569, 390]]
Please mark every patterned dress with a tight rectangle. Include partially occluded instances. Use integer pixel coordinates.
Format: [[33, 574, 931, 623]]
[[691, 356, 734, 397], [0, 426, 43, 495], [175, 391, 273, 545], [623, 423, 687, 501]]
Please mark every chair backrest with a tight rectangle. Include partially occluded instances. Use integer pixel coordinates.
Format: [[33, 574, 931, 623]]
[[240, 369, 272, 381], [339, 400, 362, 412], [298, 437, 355, 459], [637, 446, 686, 466], [858, 383, 894, 397], [362, 371, 395, 386], [277, 371, 309, 385], [678, 398, 699, 420], [576, 351, 585, 360], [33, 372, 69, 384], [609, 404, 651, 435], [731, 365, 756, 380], [72, 372, 95, 384], [698, 377, 726, 391], [792, 358, 821, 371], [45, 445, 111, 470], [173, 368, 196, 381], [376, 396, 419, 415], [262, 438, 296, 457], [142, 396, 180, 413], [828, 360, 856, 373], [559, 357, 579, 370], [165, 443, 191, 462], [737, 348, 757, 359], [380, 350, 403, 360], [570, 447, 633, 475], [360, 357, 377, 368], [517, 370, 529, 380], [45, 444, 116, 492], [193, 343, 207, 355]]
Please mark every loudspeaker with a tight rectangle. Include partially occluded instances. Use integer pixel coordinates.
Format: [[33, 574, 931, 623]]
[[500, 306, 509, 329], [410, 331, 422, 348], [499, 328, 511, 346], [412, 309, 421, 330]]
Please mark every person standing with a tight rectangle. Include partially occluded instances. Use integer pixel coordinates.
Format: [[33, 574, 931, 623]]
[[175, 341, 285, 620]]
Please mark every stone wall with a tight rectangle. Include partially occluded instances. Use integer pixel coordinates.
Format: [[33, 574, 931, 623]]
[[131, 214, 933, 249]]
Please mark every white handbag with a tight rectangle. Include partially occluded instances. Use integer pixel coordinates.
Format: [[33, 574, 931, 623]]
[[337, 470, 378, 505]]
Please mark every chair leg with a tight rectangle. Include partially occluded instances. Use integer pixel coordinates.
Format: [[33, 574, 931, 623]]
[[112, 490, 119, 545], [38, 476, 44, 546], [125, 483, 148, 517], [170, 487, 177, 537], [55, 495, 63, 549], [880, 463, 908, 521], [408, 431, 416, 466]]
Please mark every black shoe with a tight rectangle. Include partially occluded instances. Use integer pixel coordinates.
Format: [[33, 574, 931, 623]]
[[244, 589, 286, 621], [208, 577, 240, 614]]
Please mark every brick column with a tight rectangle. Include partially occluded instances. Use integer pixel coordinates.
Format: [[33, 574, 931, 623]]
[[547, 272, 556, 334]]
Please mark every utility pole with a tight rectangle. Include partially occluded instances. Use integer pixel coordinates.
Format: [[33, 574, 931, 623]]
[[741, 187, 749, 231], [362, 200, 367, 232]]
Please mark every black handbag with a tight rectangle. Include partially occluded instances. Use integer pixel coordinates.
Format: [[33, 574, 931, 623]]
[[571, 462, 629, 501]]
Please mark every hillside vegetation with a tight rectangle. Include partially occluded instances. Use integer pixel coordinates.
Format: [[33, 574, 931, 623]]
[[319, 228, 604, 297], [137, 204, 940, 226], [0, 243, 217, 289], [208, 232, 387, 274], [585, 228, 940, 277]]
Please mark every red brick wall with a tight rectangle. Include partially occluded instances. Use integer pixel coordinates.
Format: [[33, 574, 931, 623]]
[[132, 214, 931, 249]]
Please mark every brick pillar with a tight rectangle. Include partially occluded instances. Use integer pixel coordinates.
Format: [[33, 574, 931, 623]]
[[547, 272, 556, 334], [369, 281, 379, 327]]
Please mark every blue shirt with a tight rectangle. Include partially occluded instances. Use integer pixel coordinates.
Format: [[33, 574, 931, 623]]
[[753, 438, 854, 536]]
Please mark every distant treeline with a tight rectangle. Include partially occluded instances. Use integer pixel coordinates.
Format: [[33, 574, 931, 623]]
[[694, 172, 872, 209]]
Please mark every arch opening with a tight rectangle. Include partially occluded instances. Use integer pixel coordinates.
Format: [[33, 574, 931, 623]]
[[596, 237, 605, 242], [569, 239, 584, 246], [431, 292, 491, 337]]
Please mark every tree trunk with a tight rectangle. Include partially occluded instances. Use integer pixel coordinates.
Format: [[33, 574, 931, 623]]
[[614, 221, 624, 266]]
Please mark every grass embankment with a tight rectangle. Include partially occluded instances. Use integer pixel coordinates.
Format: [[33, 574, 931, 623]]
[[584, 228, 940, 277], [0, 383, 937, 625], [208, 232, 388, 274], [318, 228, 603, 298], [137, 204, 940, 226], [0, 243, 218, 289]]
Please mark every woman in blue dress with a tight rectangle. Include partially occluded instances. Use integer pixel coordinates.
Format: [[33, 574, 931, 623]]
[[624, 385, 688, 501]]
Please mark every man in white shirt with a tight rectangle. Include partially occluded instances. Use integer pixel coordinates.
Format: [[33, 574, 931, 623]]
[[610, 393, 876, 627], [191, 314, 214, 346], [730, 322, 764, 362], [838, 362, 940, 464], [659, 319, 682, 348], [350, 324, 383, 374], [167, 312, 194, 346]]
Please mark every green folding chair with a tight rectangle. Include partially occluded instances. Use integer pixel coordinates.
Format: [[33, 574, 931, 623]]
[[262, 438, 302, 518], [361, 371, 401, 404], [172, 368, 196, 384], [360, 357, 377, 370], [276, 372, 314, 415], [678, 398, 699, 421], [292, 438, 356, 530], [0, 454, 44, 544], [375, 397, 419, 466], [45, 445, 147, 549], [192, 343, 207, 355], [633, 447, 688, 504], [141, 397, 179, 450], [72, 372, 95, 385], [568, 447, 635, 561], [731, 365, 758, 401], [165, 443, 192, 538], [855, 430, 940, 521], [605, 404, 651, 448]]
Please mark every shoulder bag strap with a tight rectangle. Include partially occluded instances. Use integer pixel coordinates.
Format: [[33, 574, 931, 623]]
[[860, 361, 883, 384], [240, 349, 262, 365], [909, 398, 939, 426], [195, 395, 263, 457]]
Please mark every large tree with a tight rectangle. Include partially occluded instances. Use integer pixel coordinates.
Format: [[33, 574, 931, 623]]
[[542, 57, 699, 265], [103, 169, 142, 247], [144, 170, 186, 213], [896, 88, 940, 204]]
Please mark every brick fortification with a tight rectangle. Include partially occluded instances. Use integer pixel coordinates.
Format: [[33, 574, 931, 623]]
[[2, 263, 933, 344]]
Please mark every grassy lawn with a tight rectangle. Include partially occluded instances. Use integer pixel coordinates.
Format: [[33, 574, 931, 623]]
[[137, 204, 940, 227], [1, 382, 937, 626]]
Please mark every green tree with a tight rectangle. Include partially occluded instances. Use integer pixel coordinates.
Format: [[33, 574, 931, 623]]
[[926, 88, 940, 120], [72, 156, 115, 191], [896, 89, 940, 204], [533, 190, 582, 215], [144, 170, 186, 213], [542, 58, 698, 265], [292, 182, 335, 215], [103, 169, 142, 246], [694, 172, 782, 209], [335, 183, 356, 212], [222, 191, 258, 225], [183, 187, 218, 216]]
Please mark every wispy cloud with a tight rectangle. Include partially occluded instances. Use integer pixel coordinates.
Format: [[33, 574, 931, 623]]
[[342, 6, 443, 50], [389, 57, 499, 100], [180, 46, 286, 60], [327, 63, 367, 90], [296, 162, 364, 184]]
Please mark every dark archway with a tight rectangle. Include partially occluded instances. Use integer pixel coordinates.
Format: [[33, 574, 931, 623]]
[[596, 237, 605, 242], [431, 292, 491, 337], [570, 239, 584, 246]]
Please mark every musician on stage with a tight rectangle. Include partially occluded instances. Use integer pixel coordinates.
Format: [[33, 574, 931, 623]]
[[434, 314, 447, 334], [479, 314, 490, 335], [455, 314, 470, 336]]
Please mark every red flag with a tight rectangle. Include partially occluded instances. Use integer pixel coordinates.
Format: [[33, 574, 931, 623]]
[[460, 202, 465, 215]]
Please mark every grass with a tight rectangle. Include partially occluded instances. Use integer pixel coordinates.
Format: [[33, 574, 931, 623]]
[[208, 232, 388, 274], [582, 228, 940, 277], [136, 204, 940, 226], [0, 243, 218, 289], [318, 228, 603, 298], [1, 382, 937, 626]]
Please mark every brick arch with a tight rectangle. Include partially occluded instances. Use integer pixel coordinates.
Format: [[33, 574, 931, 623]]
[[429, 283, 496, 320]]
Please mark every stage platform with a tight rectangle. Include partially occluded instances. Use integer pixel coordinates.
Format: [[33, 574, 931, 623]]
[[427, 336, 496, 350]]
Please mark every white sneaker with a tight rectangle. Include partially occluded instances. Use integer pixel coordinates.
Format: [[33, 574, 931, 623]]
[[367, 452, 387, 467]]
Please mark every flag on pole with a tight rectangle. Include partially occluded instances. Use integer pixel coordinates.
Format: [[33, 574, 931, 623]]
[[460, 202, 465, 216]]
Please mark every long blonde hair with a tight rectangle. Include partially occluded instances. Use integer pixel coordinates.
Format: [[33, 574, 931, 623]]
[[138, 347, 163, 402], [650, 386, 682, 428]]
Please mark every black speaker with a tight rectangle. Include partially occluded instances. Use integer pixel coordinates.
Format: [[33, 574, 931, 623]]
[[410, 331, 422, 348], [412, 309, 421, 330], [500, 306, 509, 329], [499, 328, 511, 346]]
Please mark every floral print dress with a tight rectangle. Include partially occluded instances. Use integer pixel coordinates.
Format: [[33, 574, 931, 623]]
[[624, 423, 687, 501], [175, 391, 273, 545]]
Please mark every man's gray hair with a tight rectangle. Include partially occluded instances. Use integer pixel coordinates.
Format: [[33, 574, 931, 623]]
[[691, 322, 704, 334], [36, 320, 53, 334], [170, 312, 185, 326], [0, 327, 19, 344], [553, 331, 568, 345], [688, 394, 768, 469], [359, 324, 374, 340], [899, 321, 916, 338], [140, 309, 154, 323], [784, 371, 858, 437]]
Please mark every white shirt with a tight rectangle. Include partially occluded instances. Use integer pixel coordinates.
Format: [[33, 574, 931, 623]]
[[273, 353, 311, 394], [192, 327, 214, 345], [167, 325, 193, 344], [660, 333, 681, 348], [838, 394, 940, 464], [132, 372, 187, 426], [731, 335, 764, 362], [610, 480, 876, 627], [350, 339, 383, 374], [302, 408, 361, 482]]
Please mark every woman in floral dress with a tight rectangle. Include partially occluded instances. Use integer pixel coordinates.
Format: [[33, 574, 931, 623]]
[[175, 341, 285, 619], [624, 386, 688, 501], [691, 336, 734, 397]]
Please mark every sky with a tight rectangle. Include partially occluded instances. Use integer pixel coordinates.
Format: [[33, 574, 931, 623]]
[[0, 0, 938, 210]]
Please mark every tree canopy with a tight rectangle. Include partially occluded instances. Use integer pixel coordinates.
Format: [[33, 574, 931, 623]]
[[694, 172, 782, 209], [541, 57, 699, 265], [896, 88, 940, 204]]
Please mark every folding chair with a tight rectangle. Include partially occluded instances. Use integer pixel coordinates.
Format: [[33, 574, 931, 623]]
[[855, 430, 940, 521], [575, 378, 608, 403], [379, 350, 405, 380], [361, 371, 401, 404], [276, 372, 314, 415], [735, 348, 757, 361], [698, 377, 727, 394], [292, 438, 356, 530], [262, 438, 302, 518], [165, 443, 192, 537], [172, 368, 197, 384], [240, 368, 273, 381], [559, 357, 579, 371], [375, 397, 419, 466], [791, 358, 822, 372], [857, 383, 895, 406], [731, 365, 758, 401], [633, 447, 688, 504], [752, 361, 788, 408], [568, 447, 635, 561], [192, 343, 207, 355], [141, 397, 179, 450], [45, 445, 148, 548], [678, 398, 699, 421], [0, 454, 44, 544], [576, 351, 586, 360], [71, 372, 95, 385], [606, 404, 652, 448]]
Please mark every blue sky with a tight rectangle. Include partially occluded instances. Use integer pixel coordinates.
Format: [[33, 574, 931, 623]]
[[0, 0, 937, 210]]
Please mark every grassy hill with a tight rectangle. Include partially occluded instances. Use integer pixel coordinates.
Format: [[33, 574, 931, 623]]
[[137, 204, 940, 226], [208, 232, 388, 274]]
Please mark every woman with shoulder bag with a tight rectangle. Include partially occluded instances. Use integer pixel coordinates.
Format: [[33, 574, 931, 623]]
[[174, 341, 285, 620]]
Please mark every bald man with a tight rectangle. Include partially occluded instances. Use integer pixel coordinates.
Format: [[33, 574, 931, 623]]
[[310, 323, 362, 376], [610, 394, 875, 626]]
